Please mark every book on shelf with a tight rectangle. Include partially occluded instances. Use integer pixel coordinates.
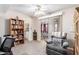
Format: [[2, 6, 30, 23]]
[[9, 18, 24, 44]]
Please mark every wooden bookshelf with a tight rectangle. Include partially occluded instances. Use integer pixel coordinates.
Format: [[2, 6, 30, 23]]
[[9, 18, 24, 44]]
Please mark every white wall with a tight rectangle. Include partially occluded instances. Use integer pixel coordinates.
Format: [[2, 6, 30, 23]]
[[0, 13, 6, 37], [0, 6, 77, 42], [32, 17, 41, 41], [39, 7, 76, 40], [6, 9, 34, 41], [0, 9, 33, 41], [62, 7, 75, 39]]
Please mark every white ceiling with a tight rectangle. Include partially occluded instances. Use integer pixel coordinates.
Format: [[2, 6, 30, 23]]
[[0, 4, 79, 17]]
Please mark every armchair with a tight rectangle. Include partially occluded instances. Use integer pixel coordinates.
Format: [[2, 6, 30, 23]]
[[0, 37, 15, 55]]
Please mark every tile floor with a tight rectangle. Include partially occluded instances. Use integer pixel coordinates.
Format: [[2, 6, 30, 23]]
[[12, 40, 47, 55]]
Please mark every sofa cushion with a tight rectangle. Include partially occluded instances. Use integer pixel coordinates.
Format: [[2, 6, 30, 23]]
[[52, 32, 61, 37], [46, 44, 67, 54], [51, 32, 67, 39], [52, 38, 63, 47], [46, 48, 63, 55], [46, 44, 73, 55]]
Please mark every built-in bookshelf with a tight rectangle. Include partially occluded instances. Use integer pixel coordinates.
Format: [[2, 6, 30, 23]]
[[9, 18, 24, 44]]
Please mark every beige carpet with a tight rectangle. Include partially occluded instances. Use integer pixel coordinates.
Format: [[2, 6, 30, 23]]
[[12, 40, 47, 55]]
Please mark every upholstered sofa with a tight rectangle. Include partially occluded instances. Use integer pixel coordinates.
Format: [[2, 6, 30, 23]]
[[46, 32, 74, 55]]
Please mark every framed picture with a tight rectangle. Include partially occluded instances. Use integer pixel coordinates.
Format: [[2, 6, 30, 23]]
[[25, 24, 29, 31]]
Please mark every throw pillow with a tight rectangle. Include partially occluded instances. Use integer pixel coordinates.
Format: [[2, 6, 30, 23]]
[[62, 42, 69, 49], [52, 38, 63, 47]]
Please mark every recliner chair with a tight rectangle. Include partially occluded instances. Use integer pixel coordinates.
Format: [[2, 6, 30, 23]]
[[0, 37, 15, 55]]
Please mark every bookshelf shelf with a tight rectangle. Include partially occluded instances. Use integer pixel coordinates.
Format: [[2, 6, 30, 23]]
[[9, 18, 24, 44]]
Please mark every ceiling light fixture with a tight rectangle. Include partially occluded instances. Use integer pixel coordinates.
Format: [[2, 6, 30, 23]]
[[34, 5, 45, 17]]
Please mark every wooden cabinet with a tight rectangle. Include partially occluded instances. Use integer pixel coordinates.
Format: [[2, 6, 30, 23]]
[[74, 7, 79, 54], [9, 18, 24, 44], [33, 30, 37, 40]]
